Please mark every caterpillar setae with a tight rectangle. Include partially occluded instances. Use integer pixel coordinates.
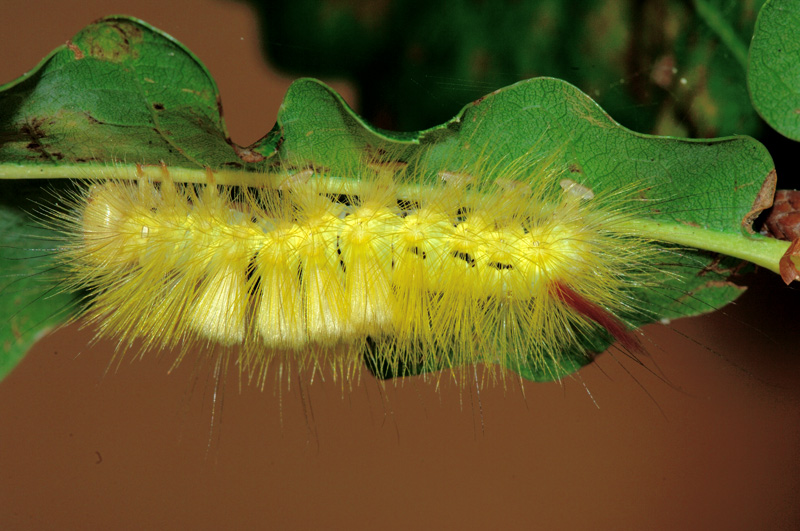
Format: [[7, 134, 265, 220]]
[[36, 145, 721, 388]]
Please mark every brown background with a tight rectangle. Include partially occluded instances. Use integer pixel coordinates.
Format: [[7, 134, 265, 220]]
[[1, 2, 799, 529]]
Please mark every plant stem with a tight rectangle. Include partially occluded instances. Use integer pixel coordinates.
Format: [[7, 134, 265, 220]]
[[621, 217, 790, 275]]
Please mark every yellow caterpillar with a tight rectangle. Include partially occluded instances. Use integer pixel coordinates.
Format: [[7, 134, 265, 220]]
[[49, 150, 665, 386]]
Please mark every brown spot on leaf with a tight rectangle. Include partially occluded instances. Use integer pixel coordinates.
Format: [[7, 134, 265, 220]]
[[763, 189, 800, 241], [700, 279, 746, 291], [152, 103, 165, 111], [216, 94, 224, 118], [86, 20, 143, 62], [698, 255, 750, 277], [66, 41, 84, 60], [20, 117, 51, 159], [10, 320, 22, 341], [232, 144, 265, 163], [742, 169, 777, 234], [20, 117, 47, 139]]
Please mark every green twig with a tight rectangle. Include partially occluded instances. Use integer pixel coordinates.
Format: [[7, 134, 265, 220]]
[[622, 217, 790, 275]]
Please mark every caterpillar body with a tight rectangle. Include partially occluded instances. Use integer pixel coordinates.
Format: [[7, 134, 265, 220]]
[[47, 149, 669, 387]]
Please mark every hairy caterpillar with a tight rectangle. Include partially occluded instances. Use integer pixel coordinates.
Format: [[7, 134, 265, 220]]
[[35, 145, 718, 389]]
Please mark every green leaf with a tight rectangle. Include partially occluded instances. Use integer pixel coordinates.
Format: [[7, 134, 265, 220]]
[[0, 16, 258, 172], [748, 0, 800, 140], [0, 181, 76, 381], [0, 16, 785, 383]]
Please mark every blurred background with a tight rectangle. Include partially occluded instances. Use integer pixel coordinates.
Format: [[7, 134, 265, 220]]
[[1, 1, 799, 529]]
